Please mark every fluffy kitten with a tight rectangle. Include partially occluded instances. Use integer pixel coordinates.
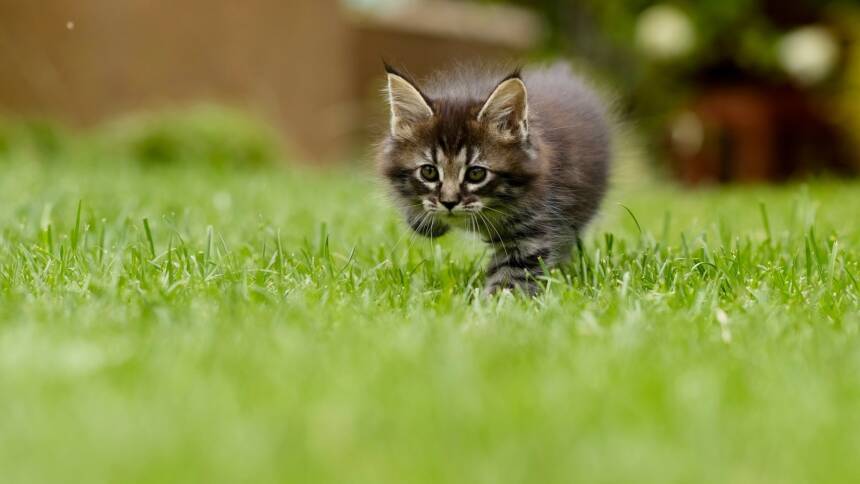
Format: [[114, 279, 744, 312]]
[[378, 63, 611, 295]]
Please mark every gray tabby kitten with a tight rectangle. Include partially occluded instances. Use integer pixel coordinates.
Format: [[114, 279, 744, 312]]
[[378, 63, 611, 295]]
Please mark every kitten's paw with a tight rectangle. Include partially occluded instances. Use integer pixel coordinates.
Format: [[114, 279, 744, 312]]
[[484, 279, 540, 297]]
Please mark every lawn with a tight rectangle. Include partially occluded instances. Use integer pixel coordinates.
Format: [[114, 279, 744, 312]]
[[1, 114, 860, 483]]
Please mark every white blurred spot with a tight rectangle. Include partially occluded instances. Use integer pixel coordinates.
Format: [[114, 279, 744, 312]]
[[716, 308, 731, 344], [635, 5, 695, 60], [40, 203, 53, 231], [58, 342, 106, 374], [66, 20, 75, 30], [212, 191, 232, 211], [778, 26, 839, 86]]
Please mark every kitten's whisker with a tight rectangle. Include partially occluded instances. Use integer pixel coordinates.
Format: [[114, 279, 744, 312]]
[[393, 211, 429, 254], [469, 215, 485, 248], [478, 212, 509, 260], [406, 212, 432, 252], [479, 205, 509, 219], [428, 216, 437, 252], [387, 203, 430, 252], [396, 202, 427, 211], [388, 221, 414, 254]]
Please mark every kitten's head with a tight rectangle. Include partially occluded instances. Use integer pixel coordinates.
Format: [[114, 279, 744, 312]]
[[379, 64, 541, 232]]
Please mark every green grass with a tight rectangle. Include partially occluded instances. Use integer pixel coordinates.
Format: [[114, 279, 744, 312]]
[[1, 117, 860, 483]]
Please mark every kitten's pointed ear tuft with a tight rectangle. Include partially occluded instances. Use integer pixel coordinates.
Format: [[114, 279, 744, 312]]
[[502, 66, 523, 81], [478, 75, 529, 142], [382, 59, 399, 76], [385, 68, 433, 139]]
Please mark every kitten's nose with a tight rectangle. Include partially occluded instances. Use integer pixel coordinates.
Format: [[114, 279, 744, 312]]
[[440, 200, 458, 212]]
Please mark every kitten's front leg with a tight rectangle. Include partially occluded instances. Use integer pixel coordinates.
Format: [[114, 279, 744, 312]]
[[484, 242, 553, 296]]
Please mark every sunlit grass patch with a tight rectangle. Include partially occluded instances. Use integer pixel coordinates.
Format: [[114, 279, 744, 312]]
[[1, 115, 859, 483]]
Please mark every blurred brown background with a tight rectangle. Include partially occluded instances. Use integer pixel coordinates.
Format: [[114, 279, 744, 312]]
[[2, 0, 859, 182], [0, 0, 536, 160]]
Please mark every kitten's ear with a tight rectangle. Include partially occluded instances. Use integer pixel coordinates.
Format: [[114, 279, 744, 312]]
[[478, 73, 529, 142], [385, 65, 433, 139]]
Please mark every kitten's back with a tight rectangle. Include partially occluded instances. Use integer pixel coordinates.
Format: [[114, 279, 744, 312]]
[[525, 63, 611, 160], [525, 64, 611, 229]]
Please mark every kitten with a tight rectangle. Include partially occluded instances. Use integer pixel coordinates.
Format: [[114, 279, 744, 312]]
[[378, 62, 611, 295]]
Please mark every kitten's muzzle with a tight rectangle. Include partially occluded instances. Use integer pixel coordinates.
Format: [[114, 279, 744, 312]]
[[440, 200, 459, 212]]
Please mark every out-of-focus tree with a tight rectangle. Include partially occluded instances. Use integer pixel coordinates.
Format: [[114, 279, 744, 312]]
[[490, 0, 860, 181]]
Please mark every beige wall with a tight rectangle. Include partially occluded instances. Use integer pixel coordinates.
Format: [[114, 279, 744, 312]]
[[0, 0, 535, 161], [0, 0, 353, 160]]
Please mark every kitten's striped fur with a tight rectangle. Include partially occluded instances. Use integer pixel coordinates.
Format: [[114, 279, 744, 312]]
[[378, 63, 611, 295]]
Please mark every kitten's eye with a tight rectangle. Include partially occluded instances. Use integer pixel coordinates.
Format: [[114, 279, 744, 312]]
[[419, 164, 439, 182], [465, 166, 487, 183]]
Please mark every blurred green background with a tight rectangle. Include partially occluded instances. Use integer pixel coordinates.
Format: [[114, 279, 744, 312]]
[[514, 0, 860, 182]]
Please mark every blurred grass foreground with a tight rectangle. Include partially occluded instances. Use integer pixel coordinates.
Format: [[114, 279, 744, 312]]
[[2, 110, 860, 483]]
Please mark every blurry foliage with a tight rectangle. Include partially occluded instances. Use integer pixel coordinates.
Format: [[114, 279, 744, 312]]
[[836, 12, 860, 156], [0, 119, 70, 161], [0, 106, 282, 169], [102, 107, 281, 169], [508, 0, 854, 81], [492, 0, 859, 157]]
